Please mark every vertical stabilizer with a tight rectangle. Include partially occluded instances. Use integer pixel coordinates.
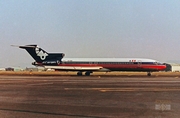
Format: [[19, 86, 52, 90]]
[[19, 45, 49, 62], [12, 45, 65, 63]]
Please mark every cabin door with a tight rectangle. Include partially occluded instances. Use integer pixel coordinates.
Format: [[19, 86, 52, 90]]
[[138, 60, 142, 67]]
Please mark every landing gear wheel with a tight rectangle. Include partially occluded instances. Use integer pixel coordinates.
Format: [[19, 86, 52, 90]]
[[147, 72, 151, 76], [85, 71, 91, 76], [77, 72, 83, 76]]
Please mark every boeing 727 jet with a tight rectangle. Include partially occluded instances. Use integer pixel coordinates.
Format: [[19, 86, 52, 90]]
[[13, 45, 166, 76]]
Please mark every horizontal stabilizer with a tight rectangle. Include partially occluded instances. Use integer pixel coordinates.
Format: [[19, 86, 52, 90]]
[[11, 45, 37, 49]]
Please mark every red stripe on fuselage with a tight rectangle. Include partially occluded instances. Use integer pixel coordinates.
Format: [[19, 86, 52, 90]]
[[58, 64, 166, 71]]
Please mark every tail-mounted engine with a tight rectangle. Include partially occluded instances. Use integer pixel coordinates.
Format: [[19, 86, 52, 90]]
[[42, 60, 61, 65], [32, 60, 61, 66]]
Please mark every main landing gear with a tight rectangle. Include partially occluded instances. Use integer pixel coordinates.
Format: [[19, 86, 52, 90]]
[[77, 71, 93, 76], [77, 71, 83, 76], [147, 72, 152, 76]]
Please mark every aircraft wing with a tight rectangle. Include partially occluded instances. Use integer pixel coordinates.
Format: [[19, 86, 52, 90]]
[[44, 66, 103, 71]]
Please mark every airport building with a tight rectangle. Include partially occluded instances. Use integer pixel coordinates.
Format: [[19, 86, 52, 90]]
[[170, 64, 180, 72], [25, 67, 46, 72], [165, 63, 180, 72], [0, 68, 5, 71], [25, 67, 38, 72]]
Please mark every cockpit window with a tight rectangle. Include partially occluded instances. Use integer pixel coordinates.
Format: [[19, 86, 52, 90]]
[[155, 62, 164, 65], [154, 62, 158, 65]]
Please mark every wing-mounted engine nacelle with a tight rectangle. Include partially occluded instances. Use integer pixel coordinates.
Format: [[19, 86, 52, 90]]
[[42, 60, 61, 65]]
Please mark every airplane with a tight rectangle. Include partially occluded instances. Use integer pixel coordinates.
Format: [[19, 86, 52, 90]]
[[12, 45, 166, 76]]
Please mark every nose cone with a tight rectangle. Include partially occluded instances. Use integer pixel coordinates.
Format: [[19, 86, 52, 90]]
[[159, 64, 167, 71]]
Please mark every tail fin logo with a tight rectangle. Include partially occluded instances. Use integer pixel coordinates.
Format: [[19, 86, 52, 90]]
[[35, 46, 48, 60]]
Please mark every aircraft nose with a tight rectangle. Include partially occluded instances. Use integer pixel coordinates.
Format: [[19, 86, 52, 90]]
[[161, 64, 167, 70]]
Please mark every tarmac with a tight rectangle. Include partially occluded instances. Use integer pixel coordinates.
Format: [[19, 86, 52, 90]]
[[0, 75, 180, 118]]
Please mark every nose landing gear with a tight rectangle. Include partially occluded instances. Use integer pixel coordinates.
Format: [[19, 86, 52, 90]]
[[77, 71, 83, 76], [147, 72, 151, 76]]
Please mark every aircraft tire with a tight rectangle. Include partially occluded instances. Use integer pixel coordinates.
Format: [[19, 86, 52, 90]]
[[85, 71, 91, 76], [77, 72, 83, 76], [147, 72, 151, 76]]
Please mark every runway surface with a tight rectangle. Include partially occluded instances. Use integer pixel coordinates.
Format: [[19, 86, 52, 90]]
[[0, 76, 180, 118]]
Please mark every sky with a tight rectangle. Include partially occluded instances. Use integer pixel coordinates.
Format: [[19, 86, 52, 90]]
[[1, 0, 180, 68]]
